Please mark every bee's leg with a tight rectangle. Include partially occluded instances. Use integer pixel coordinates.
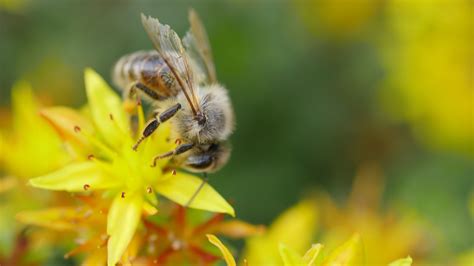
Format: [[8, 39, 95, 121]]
[[151, 143, 194, 167], [185, 172, 208, 207], [124, 82, 161, 101], [132, 103, 181, 150], [134, 82, 162, 100]]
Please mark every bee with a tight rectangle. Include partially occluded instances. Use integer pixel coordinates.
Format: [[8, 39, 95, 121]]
[[112, 10, 234, 202]]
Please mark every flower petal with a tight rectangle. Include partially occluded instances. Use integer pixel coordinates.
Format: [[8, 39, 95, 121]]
[[40, 106, 94, 154], [29, 162, 119, 192], [16, 207, 79, 231], [155, 172, 234, 216], [107, 192, 143, 266], [214, 220, 265, 238], [388, 256, 412, 266], [322, 233, 365, 266], [279, 243, 304, 266], [243, 199, 318, 265], [84, 68, 128, 146], [302, 244, 324, 266], [270, 199, 318, 251], [206, 234, 236, 266]]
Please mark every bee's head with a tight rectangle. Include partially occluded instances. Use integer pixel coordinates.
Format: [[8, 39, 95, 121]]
[[183, 142, 231, 173]]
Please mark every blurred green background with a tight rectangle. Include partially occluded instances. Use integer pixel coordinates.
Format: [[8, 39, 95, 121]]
[[0, 0, 472, 263]]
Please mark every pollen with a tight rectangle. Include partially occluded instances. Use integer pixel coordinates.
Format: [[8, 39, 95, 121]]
[[83, 184, 90, 190], [74, 125, 81, 132], [172, 169, 177, 175], [147, 186, 153, 193], [109, 113, 114, 120], [87, 154, 95, 160], [121, 192, 126, 198]]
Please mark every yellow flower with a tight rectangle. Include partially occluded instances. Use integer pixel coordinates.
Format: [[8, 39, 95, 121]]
[[242, 163, 425, 265], [242, 199, 319, 265], [28, 68, 234, 266], [0, 0, 27, 13], [388, 256, 413, 266], [0, 82, 70, 258], [210, 233, 413, 266], [2, 82, 69, 178], [295, 0, 381, 39], [378, 0, 473, 156], [317, 163, 427, 264]]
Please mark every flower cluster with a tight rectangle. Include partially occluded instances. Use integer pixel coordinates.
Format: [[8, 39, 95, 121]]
[[20, 69, 236, 265], [1, 69, 423, 266]]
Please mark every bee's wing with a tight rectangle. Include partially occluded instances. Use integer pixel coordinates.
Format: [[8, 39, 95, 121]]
[[182, 9, 217, 85], [141, 14, 200, 115]]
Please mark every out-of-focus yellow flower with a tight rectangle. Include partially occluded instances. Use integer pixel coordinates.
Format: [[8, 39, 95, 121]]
[[388, 256, 413, 266], [295, 0, 381, 39], [242, 199, 318, 265], [378, 0, 473, 156], [3, 82, 69, 178], [210, 233, 413, 266], [0, 82, 70, 258], [279, 242, 323, 266], [318, 163, 427, 264], [27, 69, 234, 266], [456, 249, 474, 266], [0, 0, 27, 13]]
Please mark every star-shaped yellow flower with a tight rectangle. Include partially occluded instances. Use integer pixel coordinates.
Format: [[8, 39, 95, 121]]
[[28, 68, 234, 266]]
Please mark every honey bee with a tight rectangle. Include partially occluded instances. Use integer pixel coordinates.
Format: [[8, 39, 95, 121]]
[[112, 10, 234, 202]]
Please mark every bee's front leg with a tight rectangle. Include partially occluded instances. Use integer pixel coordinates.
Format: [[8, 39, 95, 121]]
[[132, 103, 181, 150], [151, 143, 194, 167]]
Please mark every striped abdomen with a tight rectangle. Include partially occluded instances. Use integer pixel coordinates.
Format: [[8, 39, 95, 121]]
[[112, 50, 179, 100]]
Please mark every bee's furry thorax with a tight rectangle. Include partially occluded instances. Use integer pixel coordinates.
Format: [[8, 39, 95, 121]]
[[156, 83, 234, 144]]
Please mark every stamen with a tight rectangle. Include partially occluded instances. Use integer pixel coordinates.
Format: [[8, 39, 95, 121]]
[[121, 192, 126, 198], [87, 154, 95, 160], [74, 126, 81, 133], [146, 186, 153, 194], [83, 184, 90, 191]]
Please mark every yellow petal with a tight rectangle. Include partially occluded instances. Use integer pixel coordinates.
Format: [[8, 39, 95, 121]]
[[243, 199, 318, 265], [206, 234, 236, 266], [40, 106, 94, 154], [29, 162, 119, 192], [155, 172, 234, 216], [279, 243, 304, 266], [214, 220, 265, 238], [84, 68, 128, 147], [388, 256, 412, 266], [6, 82, 69, 178], [82, 249, 107, 266], [16, 207, 79, 231], [322, 234, 365, 266], [302, 244, 324, 266], [107, 192, 143, 266]]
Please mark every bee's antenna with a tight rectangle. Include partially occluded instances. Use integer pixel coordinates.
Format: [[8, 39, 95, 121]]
[[185, 172, 208, 207]]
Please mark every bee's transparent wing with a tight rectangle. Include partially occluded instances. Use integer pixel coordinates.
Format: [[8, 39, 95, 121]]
[[141, 14, 200, 114], [183, 9, 217, 85]]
